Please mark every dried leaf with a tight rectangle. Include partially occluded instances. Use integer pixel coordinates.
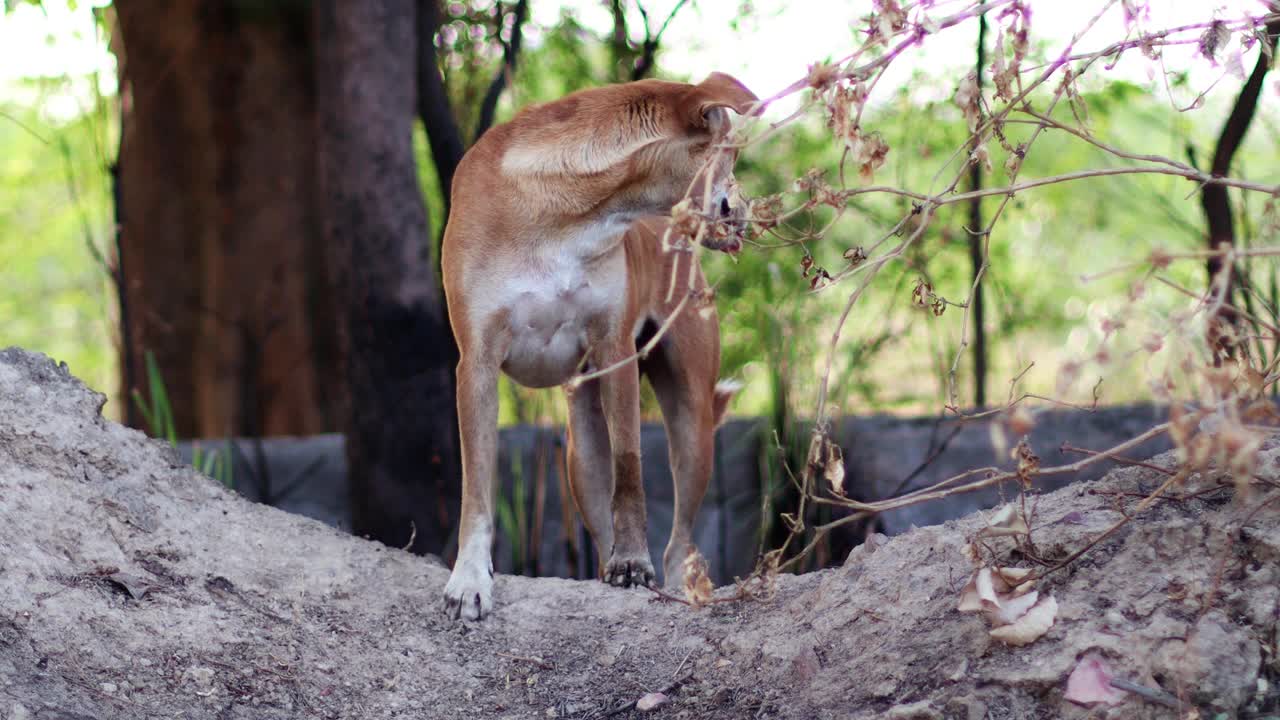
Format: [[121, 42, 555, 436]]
[[1012, 439, 1040, 484], [979, 504, 1029, 537], [986, 589, 1039, 626], [806, 61, 840, 91], [1058, 511, 1085, 525], [682, 551, 714, 609], [825, 442, 846, 496], [954, 72, 981, 130], [911, 278, 932, 308], [958, 567, 994, 612], [1198, 20, 1230, 62], [1064, 655, 1128, 706], [636, 692, 668, 712], [993, 566, 1034, 591], [854, 131, 889, 182], [959, 566, 1035, 616], [106, 571, 153, 601], [989, 595, 1056, 646]]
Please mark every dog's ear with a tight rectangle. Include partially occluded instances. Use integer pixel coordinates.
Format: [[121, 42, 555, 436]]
[[685, 72, 758, 134]]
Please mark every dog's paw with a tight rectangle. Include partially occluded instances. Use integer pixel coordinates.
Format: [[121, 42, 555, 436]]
[[443, 561, 493, 621], [604, 552, 655, 588]]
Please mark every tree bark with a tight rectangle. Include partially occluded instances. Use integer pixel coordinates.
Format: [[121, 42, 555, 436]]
[[968, 13, 988, 407], [113, 1, 342, 439], [1201, 12, 1279, 359], [315, 0, 462, 555]]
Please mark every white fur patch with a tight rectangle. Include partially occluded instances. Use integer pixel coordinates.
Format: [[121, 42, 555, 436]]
[[715, 379, 743, 395], [444, 527, 495, 621]]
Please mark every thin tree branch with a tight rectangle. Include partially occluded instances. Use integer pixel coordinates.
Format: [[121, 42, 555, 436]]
[[416, 0, 466, 215], [474, 0, 530, 142], [1200, 9, 1280, 355], [631, 0, 691, 80]]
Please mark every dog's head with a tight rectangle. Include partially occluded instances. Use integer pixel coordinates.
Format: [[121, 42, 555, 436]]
[[667, 73, 758, 253], [497, 72, 759, 247]]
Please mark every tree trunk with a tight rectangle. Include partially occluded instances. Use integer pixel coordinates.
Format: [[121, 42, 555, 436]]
[[113, 1, 342, 439], [968, 13, 988, 407], [1201, 12, 1280, 360], [315, 0, 462, 555]]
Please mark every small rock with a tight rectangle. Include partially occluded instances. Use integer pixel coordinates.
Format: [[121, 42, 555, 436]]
[[788, 645, 820, 687], [886, 700, 942, 719], [945, 696, 986, 720], [844, 533, 889, 567], [100, 682, 117, 693], [636, 692, 668, 711]]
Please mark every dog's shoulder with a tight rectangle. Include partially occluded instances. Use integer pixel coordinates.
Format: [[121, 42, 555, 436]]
[[494, 81, 689, 178]]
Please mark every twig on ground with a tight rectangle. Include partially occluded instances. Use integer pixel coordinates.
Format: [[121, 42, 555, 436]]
[[1109, 677, 1181, 708], [496, 651, 554, 670], [401, 521, 416, 552]]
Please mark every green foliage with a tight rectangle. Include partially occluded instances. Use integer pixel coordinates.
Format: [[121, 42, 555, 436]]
[[7, 1, 1280, 438], [494, 449, 529, 574], [0, 98, 117, 406], [131, 350, 234, 487]]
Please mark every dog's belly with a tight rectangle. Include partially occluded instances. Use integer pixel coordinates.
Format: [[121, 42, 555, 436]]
[[499, 258, 624, 389]]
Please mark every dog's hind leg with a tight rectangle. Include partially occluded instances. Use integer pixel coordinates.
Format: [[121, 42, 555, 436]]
[[565, 378, 615, 577], [643, 318, 728, 589]]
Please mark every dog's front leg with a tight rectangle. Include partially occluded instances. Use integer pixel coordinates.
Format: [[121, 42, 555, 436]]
[[599, 344, 654, 588], [444, 353, 500, 620]]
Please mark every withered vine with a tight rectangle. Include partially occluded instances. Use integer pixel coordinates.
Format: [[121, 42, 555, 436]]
[[626, 0, 1280, 599]]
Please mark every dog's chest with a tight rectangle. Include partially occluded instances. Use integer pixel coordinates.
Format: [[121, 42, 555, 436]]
[[496, 233, 629, 388]]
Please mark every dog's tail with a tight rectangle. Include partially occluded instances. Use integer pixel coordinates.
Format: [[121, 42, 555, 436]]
[[712, 380, 741, 428]]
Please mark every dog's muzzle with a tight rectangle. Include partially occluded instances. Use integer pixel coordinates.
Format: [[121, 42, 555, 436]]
[[701, 193, 746, 254]]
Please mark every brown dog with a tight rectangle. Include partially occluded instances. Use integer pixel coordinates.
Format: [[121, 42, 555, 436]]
[[440, 74, 757, 620]]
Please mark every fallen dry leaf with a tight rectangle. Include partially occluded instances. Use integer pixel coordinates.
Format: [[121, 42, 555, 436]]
[[682, 551, 714, 608], [989, 595, 1057, 646], [106, 571, 153, 600], [993, 566, 1034, 589], [986, 589, 1039, 626], [978, 504, 1029, 537], [1064, 655, 1128, 707], [636, 692, 668, 711], [958, 567, 1038, 624]]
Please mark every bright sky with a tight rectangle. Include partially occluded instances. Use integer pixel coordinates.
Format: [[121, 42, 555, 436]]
[[0, 0, 1271, 122]]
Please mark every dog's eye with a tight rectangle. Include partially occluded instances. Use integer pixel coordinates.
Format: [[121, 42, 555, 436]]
[[719, 196, 731, 217], [702, 106, 728, 131]]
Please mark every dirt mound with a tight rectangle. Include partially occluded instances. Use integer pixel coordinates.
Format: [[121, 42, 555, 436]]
[[1, 347, 1277, 719]]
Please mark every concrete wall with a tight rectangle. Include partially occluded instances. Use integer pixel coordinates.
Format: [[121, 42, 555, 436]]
[[179, 404, 1172, 584]]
